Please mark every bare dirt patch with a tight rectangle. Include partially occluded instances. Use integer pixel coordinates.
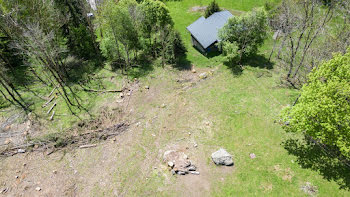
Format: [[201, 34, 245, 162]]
[[189, 6, 207, 12], [0, 66, 229, 196]]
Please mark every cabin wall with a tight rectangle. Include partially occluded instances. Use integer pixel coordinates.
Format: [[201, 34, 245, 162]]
[[206, 42, 219, 53], [191, 35, 205, 53]]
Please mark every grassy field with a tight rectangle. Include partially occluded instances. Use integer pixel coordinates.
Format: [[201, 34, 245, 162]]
[[1, 0, 350, 196], [164, 0, 350, 196]]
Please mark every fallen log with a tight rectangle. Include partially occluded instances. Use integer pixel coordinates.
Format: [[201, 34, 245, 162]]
[[47, 102, 56, 114], [47, 87, 57, 98], [79, 144, 97, 149], [82, 86, 125, 93], [49, 111, 55, 120], [42, 96, 54, 108]]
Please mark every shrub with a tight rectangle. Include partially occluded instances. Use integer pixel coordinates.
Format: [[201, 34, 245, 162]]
[[218, 8, 268, 64]]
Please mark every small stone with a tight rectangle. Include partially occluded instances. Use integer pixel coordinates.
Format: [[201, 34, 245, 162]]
[[301, 182, 318, 196], [177, 171, 187, 175], [194, 143, 198, 148], [161, 103, 166, 108], [187, 165, 196, 171], [199, 72, 207, 79], [191, 69, 196, 73], [167, 161, 174, 168], [211, 148, 234, 166], [17, 149, 26, 153], [188, 132, 191, 135], [119, 93, 124, 98], [183, 154, 188, 160], [190, 171, 200, 175], [116, 99, 123, 103], [145, 86, 149, 90], [35, 187, 41, 191], [0, 187, 9, 194], [153, 167, 157, 169], [126, 92, 131, 96], [151, 134, 156, 137], [250, 153, 256, 159], [34, 144, 39, 149], [15, 176, 19, 179]]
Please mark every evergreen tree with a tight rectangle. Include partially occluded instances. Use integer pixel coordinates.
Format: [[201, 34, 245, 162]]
[[205, 0, 220, 18]]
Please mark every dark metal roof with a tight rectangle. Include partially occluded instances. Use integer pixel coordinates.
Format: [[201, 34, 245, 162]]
[[186, 11, 233, 49]]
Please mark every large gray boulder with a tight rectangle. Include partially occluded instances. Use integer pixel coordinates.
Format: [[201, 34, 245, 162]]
[[211, 148, 234, 166]]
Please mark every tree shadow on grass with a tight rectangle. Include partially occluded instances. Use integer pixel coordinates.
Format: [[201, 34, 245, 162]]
[[172, 54, 192, 71], [206, 50, 221, 58], [283, 136, 350, 190], [126, 55, 154, 79], [242, 54, 274, 69], [224, 53, 274, 76], [66, 56, 105, 84]]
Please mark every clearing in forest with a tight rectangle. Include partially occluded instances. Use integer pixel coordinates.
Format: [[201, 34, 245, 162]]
[[1, 0, 350, 196]]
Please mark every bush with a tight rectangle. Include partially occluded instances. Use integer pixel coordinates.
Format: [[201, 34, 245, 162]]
[[204, 0, 220, 18], [281, 49, 350, 158], [218, 8, 268, 64]]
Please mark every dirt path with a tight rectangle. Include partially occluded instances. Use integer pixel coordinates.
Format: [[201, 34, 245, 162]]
[[0, 66, 233, 196]]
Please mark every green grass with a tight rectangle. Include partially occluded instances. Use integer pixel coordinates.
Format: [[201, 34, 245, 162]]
[[163, 0, 350, 196], [1, 0, 350, 196], [166, 0, 273, 68], [187, 66, 349, 196]]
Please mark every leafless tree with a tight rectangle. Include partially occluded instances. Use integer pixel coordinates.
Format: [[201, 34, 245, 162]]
[[270, 0, 339, 88], [12, 23, 82, 114]]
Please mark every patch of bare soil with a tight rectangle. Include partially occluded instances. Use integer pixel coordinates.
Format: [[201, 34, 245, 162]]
[[189, 6, 207, 12], [0, 66, 230, 196]]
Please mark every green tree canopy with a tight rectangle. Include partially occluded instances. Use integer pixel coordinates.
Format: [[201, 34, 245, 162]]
[[281, 49, 350, 158], [218, 8, 268, 64], [204, 0, 220, 18]]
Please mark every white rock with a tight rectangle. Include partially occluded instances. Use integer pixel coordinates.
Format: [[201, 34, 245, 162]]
[[187, 165, 196, 171], [190, 171, 200, 175], [211, 148, 234, 166], [17, 149, 26, 153], [35, 187, 41, 191], [177, 171, 187, 175], [167, 161, 174, 168]]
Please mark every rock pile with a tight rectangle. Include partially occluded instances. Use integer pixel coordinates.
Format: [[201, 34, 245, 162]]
[[163, 150, 199, 175]]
